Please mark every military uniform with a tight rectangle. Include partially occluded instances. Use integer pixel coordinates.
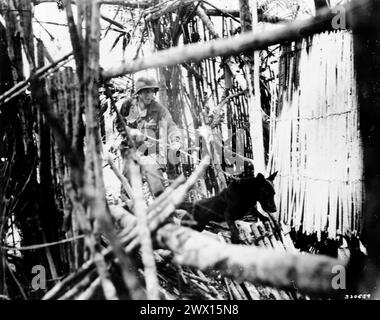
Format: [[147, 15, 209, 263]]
[[115, 96, 181, 197], [116, 97, 180, 148]]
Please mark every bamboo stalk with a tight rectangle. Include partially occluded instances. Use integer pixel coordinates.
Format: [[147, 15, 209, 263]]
[[75, 276, 102, 300], [83, 0, 146, 300], [240, 0, 266, 173], [30, 71, 84, 194], [64, 0, 84, 78], [194, 4, 236, 87], [76, 0, 84, 41], [243, 281, 262, 300], [4, 260, 27, 300], [128, 156, 160, 300], [0, 52, 73, 105], [58, 269, 98, 300], [224, 277, 243, 300], [122, 156, 211, 253], [18, 0, 35, 70], [43, 157, 209, 300], [106, 153, 133, 199]]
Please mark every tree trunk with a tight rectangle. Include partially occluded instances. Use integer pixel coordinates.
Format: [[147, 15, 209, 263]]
[[0, 16, 14, 298]]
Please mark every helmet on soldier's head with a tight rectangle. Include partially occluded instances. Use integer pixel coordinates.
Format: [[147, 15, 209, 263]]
[[135, 77, 159, 94]]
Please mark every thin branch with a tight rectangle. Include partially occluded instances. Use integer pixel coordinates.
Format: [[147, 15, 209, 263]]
[[103, 4, 121, 37], [5, 260, 27, 300], [101, 14, 127, 32]]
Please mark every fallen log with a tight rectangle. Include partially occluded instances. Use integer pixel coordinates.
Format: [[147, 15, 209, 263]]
[[155, 224, 347, 296], [109, 204, 346, 296]]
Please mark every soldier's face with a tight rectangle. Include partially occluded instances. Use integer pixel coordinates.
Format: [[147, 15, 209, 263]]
[[138, 89, 155, 106]]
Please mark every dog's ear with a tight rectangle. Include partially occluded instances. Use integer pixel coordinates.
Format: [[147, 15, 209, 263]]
[[267, 171, 278, 181], [256, 173, 265, 180]]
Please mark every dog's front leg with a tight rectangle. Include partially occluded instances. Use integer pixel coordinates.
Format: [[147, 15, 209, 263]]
[[224, 208, 240, 244]]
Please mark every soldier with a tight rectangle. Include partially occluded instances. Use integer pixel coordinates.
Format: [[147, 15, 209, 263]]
[[115, 76, 182, 197]]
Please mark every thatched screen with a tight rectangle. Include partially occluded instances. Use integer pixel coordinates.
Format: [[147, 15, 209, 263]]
[[269, 30, 363, 239]]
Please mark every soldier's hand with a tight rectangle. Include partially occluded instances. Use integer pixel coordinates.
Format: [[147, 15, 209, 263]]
[[128, 128, 147, 145], [109, 141, 121, 154], [169, 141, 182, 158], [128, 128, 140, 137], [169, 141, 182, 152]]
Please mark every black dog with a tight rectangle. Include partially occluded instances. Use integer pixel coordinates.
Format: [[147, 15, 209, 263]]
[[178, 172, 279, 243]]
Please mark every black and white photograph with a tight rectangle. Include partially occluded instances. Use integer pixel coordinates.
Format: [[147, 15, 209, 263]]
[[0, 0, 378, 304]]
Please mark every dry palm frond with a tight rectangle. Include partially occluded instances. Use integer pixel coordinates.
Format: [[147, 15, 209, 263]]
[[269, 30, 362, 239]]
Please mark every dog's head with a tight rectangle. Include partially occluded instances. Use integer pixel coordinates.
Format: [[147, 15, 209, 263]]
[[255, 172, 278, 213]]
